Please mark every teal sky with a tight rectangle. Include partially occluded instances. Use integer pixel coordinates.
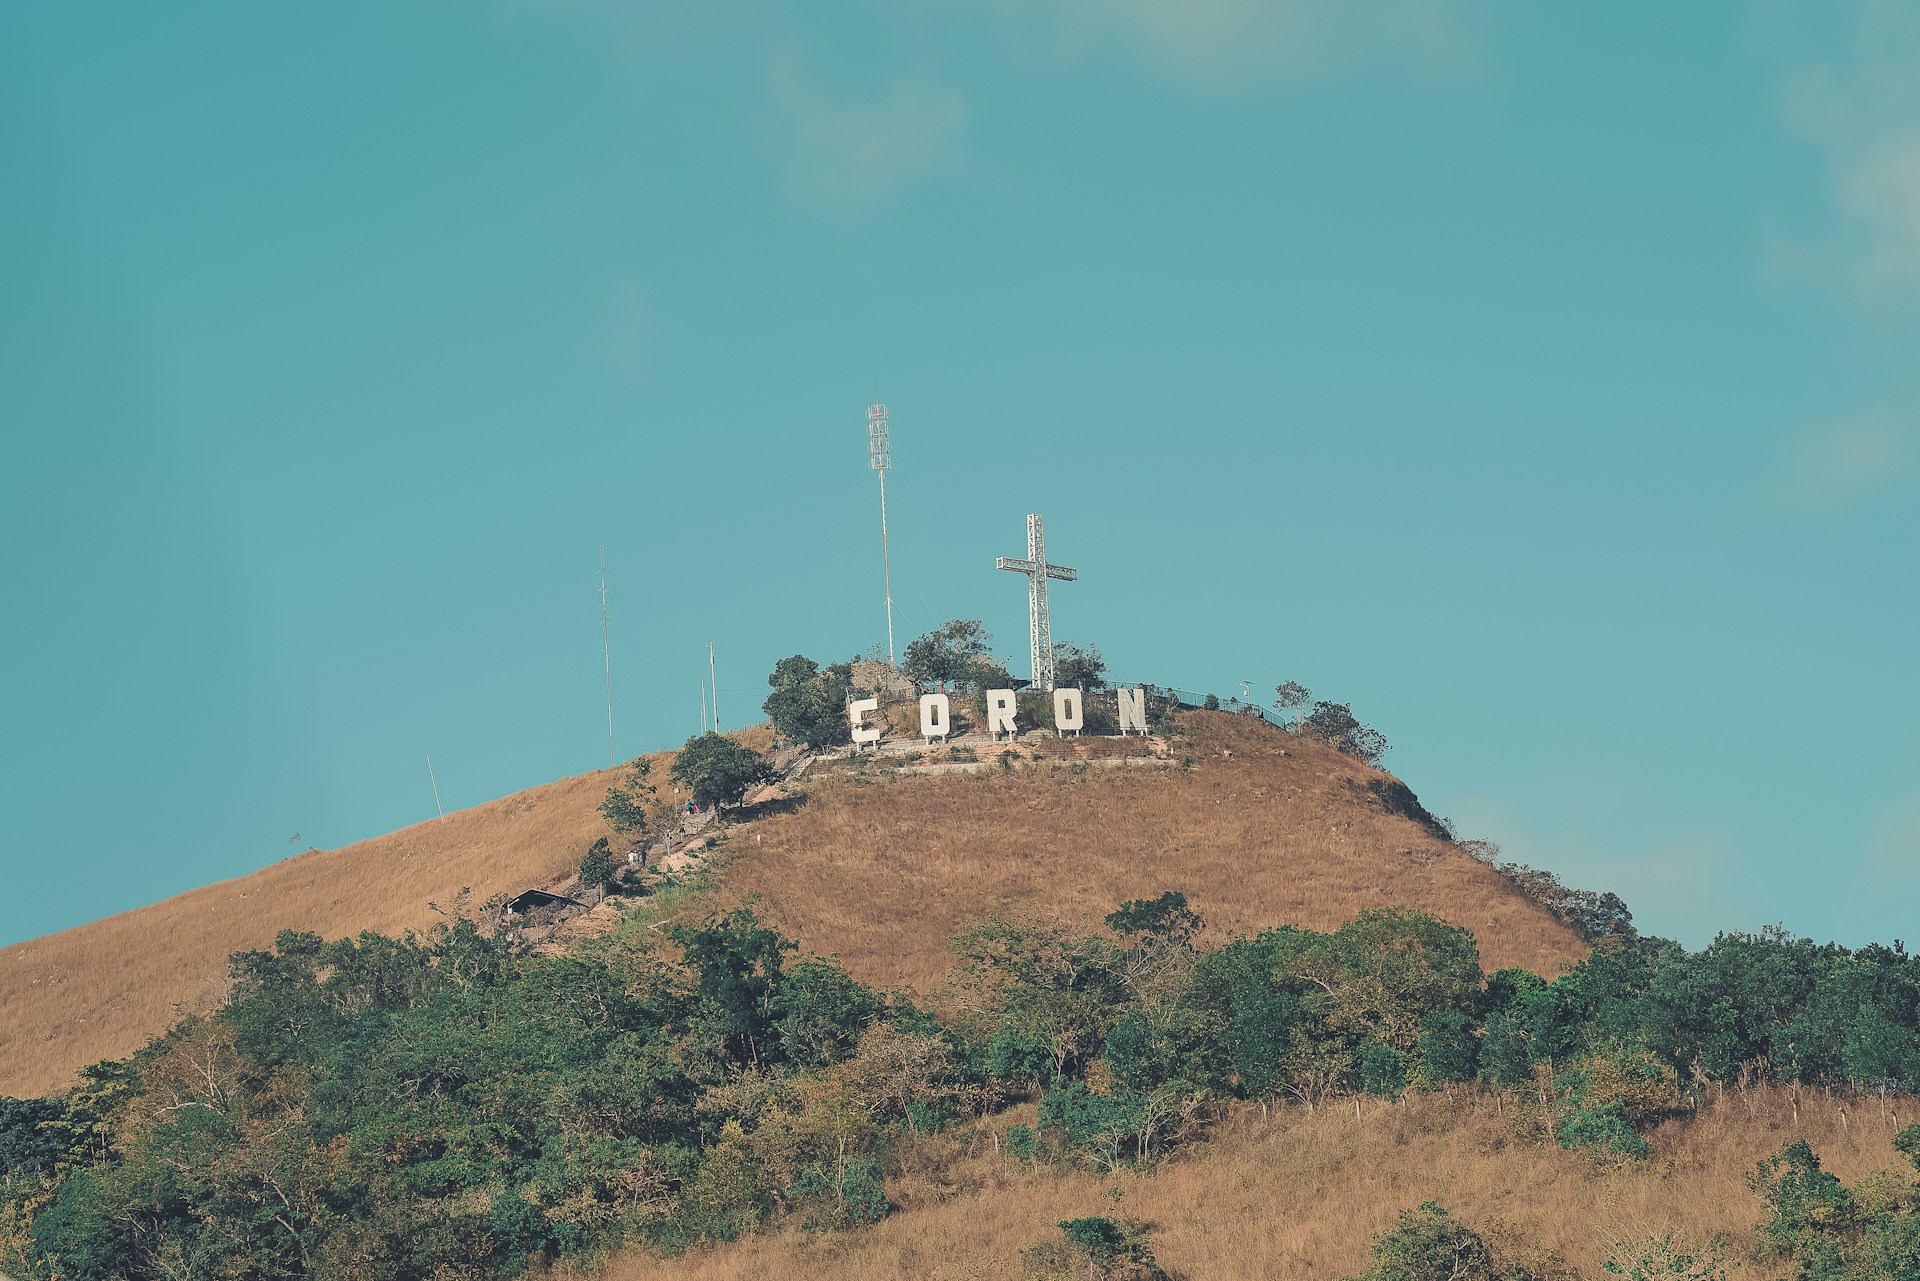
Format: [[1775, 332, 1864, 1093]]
[[4, 3, 1918, 950]]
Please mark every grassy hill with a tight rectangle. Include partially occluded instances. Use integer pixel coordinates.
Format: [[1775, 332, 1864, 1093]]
[[8, 708, 1918, 1281], [586, 1087, 1906, 1281], [0, 759, 648, 1099], [690, 711, 1588, 988], [0, 713, 1582, 1100]]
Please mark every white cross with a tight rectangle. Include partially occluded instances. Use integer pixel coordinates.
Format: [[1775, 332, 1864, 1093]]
[[996, 513, 1076, 691]]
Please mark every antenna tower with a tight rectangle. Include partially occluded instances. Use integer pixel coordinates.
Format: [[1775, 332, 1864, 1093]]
[[708, 642, 719, 730], [867, 403, 896, 667], [600, 546, 614, 768]]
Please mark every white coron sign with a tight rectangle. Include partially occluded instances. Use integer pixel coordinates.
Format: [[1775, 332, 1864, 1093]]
[[848, 687, 1148, 746]]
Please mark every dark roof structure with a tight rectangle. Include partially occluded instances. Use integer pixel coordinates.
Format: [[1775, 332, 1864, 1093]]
[[501, 888, 586, 915]]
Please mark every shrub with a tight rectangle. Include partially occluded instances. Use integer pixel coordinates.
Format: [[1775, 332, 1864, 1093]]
[[1022, 1216, 1169, 1281], [578, 837, 616, 898], [762, 654, 856, 750], [1298, 700, 1389, 765], [792, 1154, 889, 1232], [599, 756, 659, 840], [1598, 1232, 1730, 1281], [1346, 1202, 1542, 1281]]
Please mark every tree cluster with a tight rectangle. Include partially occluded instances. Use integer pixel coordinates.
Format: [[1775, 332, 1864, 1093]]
[[901, 620, 1010, 693], [1273, 681, 1389, 765], [762, 655, 855, 751], [1, 911, 978, 1279], [15, 891, 1920, 1277]]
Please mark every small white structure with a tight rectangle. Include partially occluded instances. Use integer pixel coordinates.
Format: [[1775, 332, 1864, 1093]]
[[986, 689, 1019, 740], [919, 692, 951, 743], [1052, 687, 1084, 737], [848, 696, 882, 750]]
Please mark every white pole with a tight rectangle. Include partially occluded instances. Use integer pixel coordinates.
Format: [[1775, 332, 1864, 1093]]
[[426, 754, 445, 822], [709, 642, 719, 730], [700, 677, 708, 734]]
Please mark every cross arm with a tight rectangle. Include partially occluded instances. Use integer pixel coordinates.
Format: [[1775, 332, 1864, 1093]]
[[997, 557, 1037, 573], [1046, 566, 1077, 581]]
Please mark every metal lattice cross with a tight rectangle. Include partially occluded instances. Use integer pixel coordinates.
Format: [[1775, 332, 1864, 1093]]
[[996, 513, 1077, 691]]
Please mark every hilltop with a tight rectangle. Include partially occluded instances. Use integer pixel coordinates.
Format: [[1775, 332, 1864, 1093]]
[[10, 705, 1920, 1281], [688, 711, 1587, 989], [0, 712, 1580, 1099]]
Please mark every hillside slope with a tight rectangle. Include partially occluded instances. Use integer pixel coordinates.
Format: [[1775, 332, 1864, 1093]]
[[1, 713, 1584, 1100], [590, 1086, 1902, 1281], [693, 712, 1588, 988], [0, 762, 636, 1099]]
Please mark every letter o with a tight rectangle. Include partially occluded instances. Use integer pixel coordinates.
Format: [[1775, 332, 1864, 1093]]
[[1052, 687, 1084, 736], [919, 693, 950, 741]]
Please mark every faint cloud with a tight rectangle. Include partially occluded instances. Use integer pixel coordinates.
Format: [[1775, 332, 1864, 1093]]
[[1775, 411, 1912, 505], [963, 0, 1487, 89], [758, 47, 969, 212], [1779, 0, 1920, 295]]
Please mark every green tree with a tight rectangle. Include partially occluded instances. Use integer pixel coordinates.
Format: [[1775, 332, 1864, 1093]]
[[1347, 1202, 1540, 1281], [762, 654, 856, 750], [1051, 642, 1109, 690], [671, 733, 775, 810], [1023, 1216, 1169, 1280], [1599, 1232, 1730, 1281], [599, 756, 657, 841], [1274, 680, 1312, 717], [1298, 700, 1389, 764], [902, 619, 996, 693], [579, 837, 616, 900]]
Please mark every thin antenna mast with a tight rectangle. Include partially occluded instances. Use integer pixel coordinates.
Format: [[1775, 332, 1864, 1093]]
[[700, 676, 708, 734], [708, 642, 719, 730], [600, 546, 614, 768], [867, 403, 895, 667], [426, 754, 445, 823]]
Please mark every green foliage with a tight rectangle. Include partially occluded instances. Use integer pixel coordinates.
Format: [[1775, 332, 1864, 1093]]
[[670, 907, 794, 1071], [1037, 1082, 1151, 1171], [791, 1154, 889, 1231], [28, 859, 1920, 1281], [1105, 892, 1202, 951], [14, 905, 948, 1279], [773, 957, 883, 1069], [1346, 1202, 1541, 1281], [1051, 642, 1109, 691], [1022, 1216, 1169, 1281], [902, 619, 1002, 693], [1273, 680, 1312, 715], [1599, 1232, 1730, 1281], [579, 837, 616, 896], [1549, 1045, 1675, 1159], [1297, 700, 1389, 764], [0, 1096, 62, 1184], [762, 654, 856, 750], [951, 917, 1126, 1085], [599, 756, 657, 840], [670, 732, 775, 810], [1558, 1101, 1649, 1159]]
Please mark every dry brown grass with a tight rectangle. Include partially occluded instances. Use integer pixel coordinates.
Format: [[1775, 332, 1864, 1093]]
[[0, 755, 671, 1099], [2, 713, 1583, 1100], [702, 712, 1589, 993], [585, 1086, 1910, 1281]]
